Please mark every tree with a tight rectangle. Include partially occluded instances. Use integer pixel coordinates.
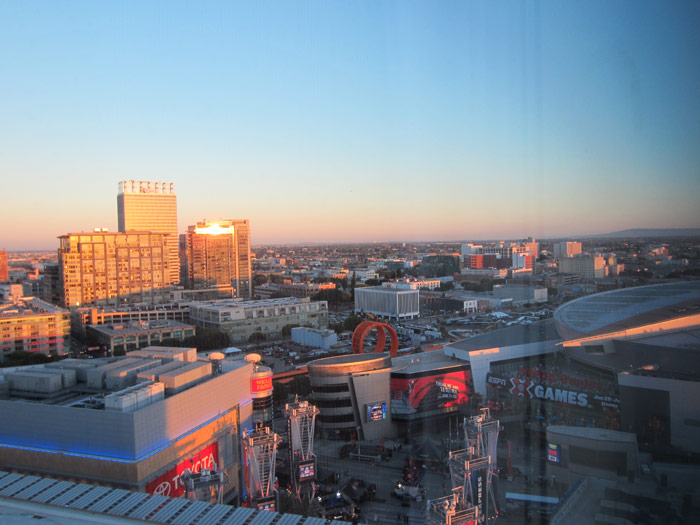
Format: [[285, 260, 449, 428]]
[[311, 289, 351, 305], [343, 314, 363, 332], [438, 281, 454, 292], [253, 273, 268, 286], [2, 351, 55, 368], [248, 331, 266, 344], [350, 271, 357, 301], [282, 324, 300, 337]]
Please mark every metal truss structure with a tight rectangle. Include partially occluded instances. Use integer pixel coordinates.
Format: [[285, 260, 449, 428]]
[[242, 421, 281, 509], [427, 489, 479, 525], [179, 461, 227, 504], [445, 408, 500, 524], [284, 398, 320, 502]]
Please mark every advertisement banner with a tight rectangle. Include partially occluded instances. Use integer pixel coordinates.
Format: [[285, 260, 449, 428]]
[[486, 371, 620, 413], [146, 442, 219, 498], [391, 368, 471, 416], [251, 376, 273, 393]]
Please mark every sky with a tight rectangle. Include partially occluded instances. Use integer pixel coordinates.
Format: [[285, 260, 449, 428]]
[[1, 1, 699, 250]]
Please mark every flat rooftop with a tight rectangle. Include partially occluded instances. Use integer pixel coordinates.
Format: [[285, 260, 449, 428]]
[[447, 318, 561, 353], [190, 297, 314, 310], [89, 319, 194, 335], [0, 297, 67, 317], [554, 281, 700, 339], [391, 348, 464, 374], [356, 286, 417, 294]]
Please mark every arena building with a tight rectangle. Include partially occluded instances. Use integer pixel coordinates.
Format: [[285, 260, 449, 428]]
[[0, 346, 260, 503], [307, 349, 474, 441], [554, 281, 700, 454]]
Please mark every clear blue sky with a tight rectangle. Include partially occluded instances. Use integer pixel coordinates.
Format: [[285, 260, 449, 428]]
[[1, 1, 699, 249]]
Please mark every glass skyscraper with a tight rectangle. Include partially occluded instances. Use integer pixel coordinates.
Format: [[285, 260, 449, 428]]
[[186, 220, 252, 299]]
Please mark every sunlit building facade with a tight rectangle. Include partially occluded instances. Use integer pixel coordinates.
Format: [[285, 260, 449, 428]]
[[0, 249, 7, 282], [58, 231, 170, 308], [0, 297, 70, 361], [117, 181, 180, 285], [186, 220, 252, 299]]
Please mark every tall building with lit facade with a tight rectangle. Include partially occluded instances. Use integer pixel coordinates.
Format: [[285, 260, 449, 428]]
[[553, 241, 583, 260], [58, 231, 170, 308], [186, 220, 252, 299], [117, 181, 179, 285], [0, 249, 7, 282]]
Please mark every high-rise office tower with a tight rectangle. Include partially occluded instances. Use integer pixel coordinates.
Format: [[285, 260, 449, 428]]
[[0, 249, 7, 282], [117, 181, 179, 285], [186, 220, 252, 299], [58, 231, 170, 308]]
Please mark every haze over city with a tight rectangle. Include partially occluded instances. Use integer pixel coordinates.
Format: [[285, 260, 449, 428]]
[[1, 1, 700, 250]]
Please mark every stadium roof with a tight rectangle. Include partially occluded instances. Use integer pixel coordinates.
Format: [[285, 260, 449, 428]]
[[554, 281, 700, 340], [447, 319, 561, 353]]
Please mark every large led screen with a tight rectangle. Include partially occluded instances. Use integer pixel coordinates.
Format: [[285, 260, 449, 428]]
[[391, 368, 471, 417]]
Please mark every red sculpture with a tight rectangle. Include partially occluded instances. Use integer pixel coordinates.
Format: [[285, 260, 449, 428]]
[[351, 321, 399, 358]]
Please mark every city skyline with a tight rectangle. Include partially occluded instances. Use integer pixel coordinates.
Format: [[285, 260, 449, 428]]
[[1, 2, 699, 250]]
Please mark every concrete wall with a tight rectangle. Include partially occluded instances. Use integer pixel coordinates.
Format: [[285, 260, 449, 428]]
[[351, 368, 396, 440], [618, 373, 700, 454]]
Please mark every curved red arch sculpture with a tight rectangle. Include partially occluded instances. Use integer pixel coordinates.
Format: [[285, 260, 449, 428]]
[[351, 321, 399, 358]]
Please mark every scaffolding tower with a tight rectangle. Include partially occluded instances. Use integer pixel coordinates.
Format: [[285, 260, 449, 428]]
[[242, 421, 281, 511], [427, 489, 479, 525], [283, 398, 320, 502], [446, 408, 500, 523], [179, 460, 227, 504]]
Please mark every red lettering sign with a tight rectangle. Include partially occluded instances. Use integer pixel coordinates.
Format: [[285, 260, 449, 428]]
[[145, 442, 219, 498], [251, 376, 273, 393]]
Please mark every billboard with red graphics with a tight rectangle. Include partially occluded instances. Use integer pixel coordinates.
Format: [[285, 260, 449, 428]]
[[145, 442, 219, 498], [391, 366, 472, 418]]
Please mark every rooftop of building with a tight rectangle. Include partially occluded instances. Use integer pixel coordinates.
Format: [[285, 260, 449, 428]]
[[355, 286, 418, 294], [0, 470, 344, 525], [391, 348, 463, 375], [89, 319, 194, 335], [0, 349, 248, 410], [0, 297, 67, 318], [554, 281, 700, 339], [447, 318, 561, 353], [189, 297, 317, 310], [308, 352, 388, 367]]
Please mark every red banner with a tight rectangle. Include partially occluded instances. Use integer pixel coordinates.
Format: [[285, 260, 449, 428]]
[[251, 376, 273, 393], [145, 442, 219, 498]]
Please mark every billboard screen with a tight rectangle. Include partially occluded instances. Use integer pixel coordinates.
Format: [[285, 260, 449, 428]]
[[367, 402, 387, 422], [391, 367, 471, 418], [145, 442, 219, 498], [548, 443, 560, 463], [298, 459, 315, 482], [256, 495, 276, 511]]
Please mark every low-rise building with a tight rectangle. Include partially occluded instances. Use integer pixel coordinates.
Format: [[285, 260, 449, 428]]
[[279, 281, 336, 298], [88, 319, 196, 354], [71, 303, 190, 338], [291, 327, 338, 349], [354, 286, 420, 320], [188, 297, 328, 343], [492, 284, 548, 304], [0, 297, 70, 361]]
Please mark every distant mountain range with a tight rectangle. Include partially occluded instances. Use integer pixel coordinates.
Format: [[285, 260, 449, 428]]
[[585, 228, 700, 239]]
